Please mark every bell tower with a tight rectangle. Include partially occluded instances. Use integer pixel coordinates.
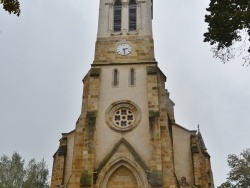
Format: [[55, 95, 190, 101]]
[[50, 0, 214, 188], [94, 0, 155, 65]]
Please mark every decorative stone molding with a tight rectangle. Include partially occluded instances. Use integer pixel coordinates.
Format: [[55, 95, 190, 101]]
[[90, 68, 101, 77], [106, 100, 141, 132], [147, 66, 158, 75], [95, 143, 150, 188], [122, 2, 128, 7], [97, 160, 147, 188], [96, 138, 149, 174], [105, 2, 113, 7]]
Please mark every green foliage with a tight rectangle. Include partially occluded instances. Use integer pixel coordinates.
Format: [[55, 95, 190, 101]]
[[0, 152, 49, 188], [204, 0, 250, 64], [0, 152, 25, 188], [0, 0, 20, 16], [217, 181, 233, 188], [23, 159, 49, 188], [218, 149, 250, 188]]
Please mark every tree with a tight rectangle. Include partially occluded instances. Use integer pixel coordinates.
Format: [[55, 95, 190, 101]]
[[204, 0, 250, 65], [218, 149, 250, 188], [0, 152, 25, 188], [23, 159, 49, 188], [0, 0, 20, 16], [0, 152, 50, 188]]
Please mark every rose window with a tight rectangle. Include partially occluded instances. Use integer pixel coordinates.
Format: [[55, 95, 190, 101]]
[[113, 108, 135, 128], [106, 101, 141, 132]]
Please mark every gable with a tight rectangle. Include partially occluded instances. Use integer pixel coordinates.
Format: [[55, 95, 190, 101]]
[[96, 138, 149, 173]]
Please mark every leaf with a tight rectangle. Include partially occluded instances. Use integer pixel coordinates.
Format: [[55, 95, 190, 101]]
[[0, 0, 21, 16]]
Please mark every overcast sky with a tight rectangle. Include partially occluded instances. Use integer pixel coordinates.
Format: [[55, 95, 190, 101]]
[[1, 0, 250, 186]]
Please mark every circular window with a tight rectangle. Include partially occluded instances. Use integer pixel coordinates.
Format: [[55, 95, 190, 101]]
[[113, 108, 135, 128], [106, 101, 141, 132]]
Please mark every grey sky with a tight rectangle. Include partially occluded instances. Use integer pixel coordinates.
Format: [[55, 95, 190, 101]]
[[1, 0, 250, 186]]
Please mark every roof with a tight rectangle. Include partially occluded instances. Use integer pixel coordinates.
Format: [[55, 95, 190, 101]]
[[197, 128, 207, 151], [173, 123, 197, 134]]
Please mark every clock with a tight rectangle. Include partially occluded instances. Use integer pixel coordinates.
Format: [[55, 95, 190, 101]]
[[116, 43, 132, 56]]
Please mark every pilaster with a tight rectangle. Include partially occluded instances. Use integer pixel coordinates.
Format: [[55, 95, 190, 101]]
[[147, 65, 178, 187], [68, 68, 101, 188]]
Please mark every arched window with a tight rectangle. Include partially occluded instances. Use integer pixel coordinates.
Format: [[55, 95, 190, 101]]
[[114, 0, 122, 32], [129, 0, 137, 31], [130, 69, 135, 86], [114, 69, 118, 86]]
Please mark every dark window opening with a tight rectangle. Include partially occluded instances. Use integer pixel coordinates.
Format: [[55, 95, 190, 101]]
[[151, 0, 153, 19], [129, 0, 137, 31], [130, 69, 135, 85], [114, 69, 118, 86], [114, 0, 122, 32]]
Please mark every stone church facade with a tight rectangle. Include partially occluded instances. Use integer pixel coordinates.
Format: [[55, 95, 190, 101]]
[[50, 0, 214, 187]]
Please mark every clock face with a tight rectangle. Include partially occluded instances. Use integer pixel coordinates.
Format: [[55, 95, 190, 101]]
[[116, 43, 132, 56]]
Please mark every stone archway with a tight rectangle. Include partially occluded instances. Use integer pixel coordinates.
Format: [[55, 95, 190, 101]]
[[107, 166, 138, 188], [96, 157, 149, 188]]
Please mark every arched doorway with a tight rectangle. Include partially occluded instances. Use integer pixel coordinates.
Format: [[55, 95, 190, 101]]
[[96, 158, 149, 188], [107, 166, 138, 188]]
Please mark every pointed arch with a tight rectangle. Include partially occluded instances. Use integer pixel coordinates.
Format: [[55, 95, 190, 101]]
[[129, 0, 137, 31], [96, 138, 148, 173], [107, 165, 138, 188], [114, 0, 122, 32], [96, 157, 148, 188]]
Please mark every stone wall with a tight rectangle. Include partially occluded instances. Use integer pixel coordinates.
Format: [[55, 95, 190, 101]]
[[107, 166, 138, 188], [172, 124, 196, 185], [51, 136, 68, 187], [147, 65, 179, 187], [94, 36, 155, 64], [50, 64, 214, 188], [191, 135, 214, 187], [66, 68, 101, 188]]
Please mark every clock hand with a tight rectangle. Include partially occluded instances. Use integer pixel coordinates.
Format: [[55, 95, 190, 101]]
[[124, 48, 128, 53]]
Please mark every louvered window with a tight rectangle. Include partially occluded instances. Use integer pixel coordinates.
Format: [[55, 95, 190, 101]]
[[129, 0, 137, 31], [114, 0, 122, 32]]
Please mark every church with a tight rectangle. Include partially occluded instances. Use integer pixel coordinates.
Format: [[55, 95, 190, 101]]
[[50, 0, 214, 187]]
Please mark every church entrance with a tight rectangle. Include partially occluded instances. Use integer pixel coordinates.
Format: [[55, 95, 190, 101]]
[[107, 166, 138, 188]]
